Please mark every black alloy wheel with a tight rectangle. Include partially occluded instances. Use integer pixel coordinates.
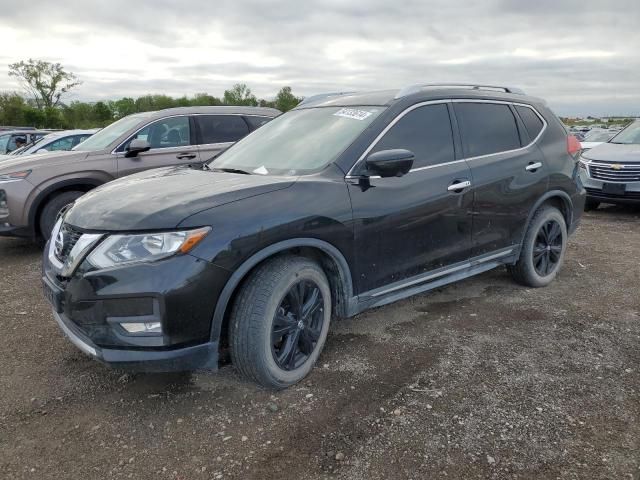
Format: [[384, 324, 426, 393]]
[[271, 280, 324, 371], [533, 219, 563, 276]]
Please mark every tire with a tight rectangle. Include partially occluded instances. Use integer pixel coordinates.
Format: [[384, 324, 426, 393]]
[[508, 206, 567, 288], [229, 256, 332, 389], [39, 191, 84, 241], [584, 198, 600, 211]]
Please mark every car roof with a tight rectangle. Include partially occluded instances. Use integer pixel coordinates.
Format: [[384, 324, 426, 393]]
[[139, 106, 281, 120], [297, 85, 545, 109], [42, 129, 99, 138], [0, 129, 52, 136]]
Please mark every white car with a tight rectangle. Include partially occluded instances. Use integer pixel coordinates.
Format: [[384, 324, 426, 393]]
[[2, 129, 99, 160]]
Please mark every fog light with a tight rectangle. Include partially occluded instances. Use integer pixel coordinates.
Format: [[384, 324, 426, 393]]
[[120, 322, 162, 334]]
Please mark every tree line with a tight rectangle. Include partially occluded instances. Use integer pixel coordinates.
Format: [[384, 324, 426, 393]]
[[0, 59, 303, 129]]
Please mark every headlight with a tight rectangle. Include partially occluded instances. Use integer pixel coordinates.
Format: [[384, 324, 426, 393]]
[[86, 227, 210, 269], [578, 157, 590, 169], [0, 170, 31, 182]]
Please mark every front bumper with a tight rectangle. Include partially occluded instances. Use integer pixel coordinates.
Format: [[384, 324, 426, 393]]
[[579, 168, 640, 204], [54, 309, 219, 372], [43, 238, 231, 372]]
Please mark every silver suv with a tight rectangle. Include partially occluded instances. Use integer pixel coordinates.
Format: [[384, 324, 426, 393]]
[[0, 106, 280, 241]]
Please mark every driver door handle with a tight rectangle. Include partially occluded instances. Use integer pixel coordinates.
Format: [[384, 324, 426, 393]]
[[176, 153, 197, 160], [447, 180, 472, 192]]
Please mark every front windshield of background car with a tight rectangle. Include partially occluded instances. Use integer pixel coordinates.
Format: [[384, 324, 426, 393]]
[[73, 114, 150, 151], [211, 106, 385, 175], [610, 122, 640, 144], [584, 131, 612, 142]]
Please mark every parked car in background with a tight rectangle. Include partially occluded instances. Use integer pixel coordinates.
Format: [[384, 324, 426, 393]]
[[579, 120, 640, 209], [0, 106, 280, 242], [580, 129, 616, 151], [0, 129, 51, 154], [1, 129, 99, 159], [41, 84, 585, 388]]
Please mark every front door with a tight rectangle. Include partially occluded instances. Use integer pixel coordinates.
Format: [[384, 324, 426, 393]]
[[348, 103, 474, 295], [452, 101, 549, 256], [116, 115, 200, 177]]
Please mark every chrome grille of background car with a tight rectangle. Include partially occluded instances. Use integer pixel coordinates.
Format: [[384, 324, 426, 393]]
[[54, 223, 83, 263], [589, 162, 640, 182]]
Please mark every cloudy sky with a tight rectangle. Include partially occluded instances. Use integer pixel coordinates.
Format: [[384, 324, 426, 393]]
[[0, 0, 638, 116]]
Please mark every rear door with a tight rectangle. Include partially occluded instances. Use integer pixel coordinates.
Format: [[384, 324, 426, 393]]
[[348, 102, 474, 294], [453, 101, 548, 256], [195, 115, 250, 163], [116, 115, 200, 177]]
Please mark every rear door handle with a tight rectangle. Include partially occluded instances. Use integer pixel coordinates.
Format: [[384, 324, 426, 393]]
[[447, 180, 472, 192], [176, 153, 197, 160], [526, 162, 543, 171]]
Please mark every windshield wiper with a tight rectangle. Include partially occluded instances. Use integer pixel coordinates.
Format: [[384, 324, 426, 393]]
[[210, 167, 252, 175]]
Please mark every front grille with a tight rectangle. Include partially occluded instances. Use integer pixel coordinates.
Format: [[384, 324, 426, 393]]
[[585, 187, 640, 200], [54, 223, 83, 263], [589, 162, 640, 183]]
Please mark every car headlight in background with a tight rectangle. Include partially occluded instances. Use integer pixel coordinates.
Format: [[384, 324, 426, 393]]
[[86, 227, 211, 269], [0, 170, 31, 182]]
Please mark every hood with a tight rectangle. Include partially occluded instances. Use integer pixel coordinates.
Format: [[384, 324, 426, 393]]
[[0, 149, 90, 172], [65, 166, 296, 231], [582, 142, 640, 163]]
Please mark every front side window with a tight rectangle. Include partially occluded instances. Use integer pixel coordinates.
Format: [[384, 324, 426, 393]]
[[196, 115, 249, 144], [455, 103, 521, 158], [0, 134, 11, 153], [371, 104, 455, 168], [47, 136, 76, 151], [611, 121, 640, 145], [212, 106, 384, 175], [121, 116, 191, 151]]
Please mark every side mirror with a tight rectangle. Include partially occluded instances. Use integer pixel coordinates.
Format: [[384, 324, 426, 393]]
[[125, 139, 151, 157], [365, 149, 415, 178]]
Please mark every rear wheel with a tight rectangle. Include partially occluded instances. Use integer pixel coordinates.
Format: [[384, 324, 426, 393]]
[[584, 198, 600, 211], [39, 191, 84, 242], [508, 206, 567, 288], [229, 256, 331, 389]]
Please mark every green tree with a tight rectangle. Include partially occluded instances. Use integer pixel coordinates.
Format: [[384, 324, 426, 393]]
[[92, 101, 113, 125], [223, 83, 258, 106], [274, 86, 301, 112], [8, 59, 81, 109]]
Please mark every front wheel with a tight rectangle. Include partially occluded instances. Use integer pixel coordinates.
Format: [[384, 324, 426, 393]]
[[39, 191, 84, 242], [508, 206, 567, 288], [229, 256, 332, 389]]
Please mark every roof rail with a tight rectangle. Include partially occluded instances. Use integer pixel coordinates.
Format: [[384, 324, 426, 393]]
[[395, 83, 525, 99], [297, 91, 356, 106]]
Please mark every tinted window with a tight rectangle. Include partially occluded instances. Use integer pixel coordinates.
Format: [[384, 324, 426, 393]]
[[47, 136, 75, 151], [455, 103, 521, 157], [197, 115, 249, 144], [244, 115, 273, 131], [515, 105, 544, 140], [371, 104, 455, 168], [123, 116, 191, 151]]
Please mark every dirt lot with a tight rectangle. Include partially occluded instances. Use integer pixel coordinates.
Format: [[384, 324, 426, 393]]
[[1, 206, 639, 480]]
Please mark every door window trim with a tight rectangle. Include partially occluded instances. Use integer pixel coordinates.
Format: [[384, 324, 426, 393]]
[[345, 99, 547, 179]]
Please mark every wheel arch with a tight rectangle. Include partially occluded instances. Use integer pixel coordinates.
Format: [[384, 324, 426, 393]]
[[210, 238, 355, 349], [28, 178, 105, 238], [521, 190, 574, 245]]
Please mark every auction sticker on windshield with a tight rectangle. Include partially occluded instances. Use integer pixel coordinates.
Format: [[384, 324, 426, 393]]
[[333, 108, 374, 121]]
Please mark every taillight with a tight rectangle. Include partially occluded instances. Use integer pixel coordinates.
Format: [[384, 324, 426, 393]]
[[567, 135, 582, 157]]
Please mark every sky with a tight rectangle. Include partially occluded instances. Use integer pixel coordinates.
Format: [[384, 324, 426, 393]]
[[0, 0, 639, 117]]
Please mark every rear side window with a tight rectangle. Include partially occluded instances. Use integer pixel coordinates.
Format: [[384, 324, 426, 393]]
[[371, 104, 455, 168], [515, 105, 544, 140], [454, 103, 521, 157], [197, 115, 250, 144], [244, 116, 273, 131]]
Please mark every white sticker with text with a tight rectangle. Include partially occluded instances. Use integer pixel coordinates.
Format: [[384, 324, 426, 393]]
[[333, 108, 373, 121]]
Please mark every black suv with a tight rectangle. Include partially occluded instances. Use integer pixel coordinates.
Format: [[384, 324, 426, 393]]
[[43, 84, 585, 388]]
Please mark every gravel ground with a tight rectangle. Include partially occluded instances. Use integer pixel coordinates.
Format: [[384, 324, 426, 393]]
[[0, 205, 639, 479]]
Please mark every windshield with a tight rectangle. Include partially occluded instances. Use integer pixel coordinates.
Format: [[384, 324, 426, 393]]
[[73, 114, 150, 151], [211, 106, 385, 175], [584, 130, 612, 142], [0, 134, 9, 153], [610, 121, 640, 145]]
